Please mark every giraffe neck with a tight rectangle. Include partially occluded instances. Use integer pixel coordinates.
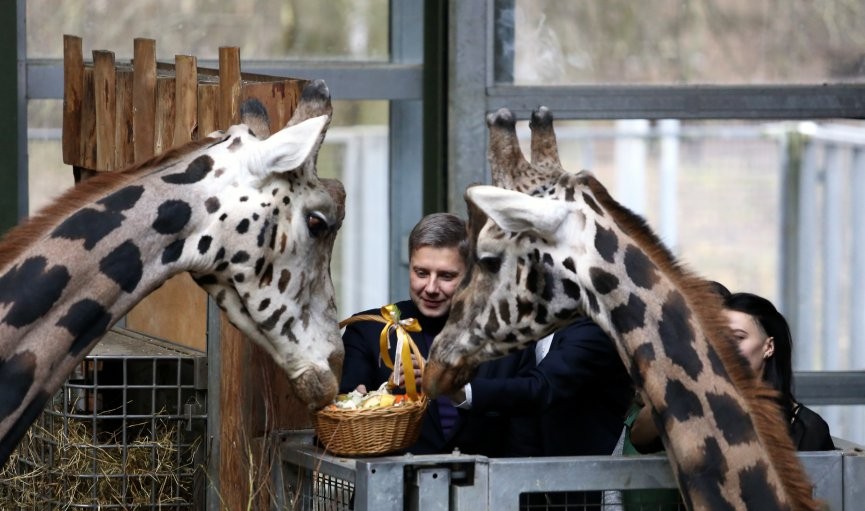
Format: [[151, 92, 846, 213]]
[[575, 177, 816, 510], [0, 152, 218, 460]]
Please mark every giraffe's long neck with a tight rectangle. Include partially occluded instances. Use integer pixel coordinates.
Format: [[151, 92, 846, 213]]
[[577, 180, 817, 510], [0, 163, 206, 461]]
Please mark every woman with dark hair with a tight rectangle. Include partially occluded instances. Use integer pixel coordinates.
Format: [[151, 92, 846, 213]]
[[723, 292, 835, 451]]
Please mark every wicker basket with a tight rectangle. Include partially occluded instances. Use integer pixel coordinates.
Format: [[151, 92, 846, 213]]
[[315, 396, 428, 456], [316, 304, 428, 457]]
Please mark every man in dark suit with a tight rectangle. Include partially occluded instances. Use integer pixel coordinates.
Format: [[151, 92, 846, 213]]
[[463, 316, 633, 457], [340, 212, 523, 455]]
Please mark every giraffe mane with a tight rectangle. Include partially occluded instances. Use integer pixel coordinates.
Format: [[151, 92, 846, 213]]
[[583, 174, 818, 510], [0, 138, 215, 271]]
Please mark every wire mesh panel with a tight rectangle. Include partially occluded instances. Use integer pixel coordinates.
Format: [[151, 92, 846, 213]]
[[0, 329, 207, 510]]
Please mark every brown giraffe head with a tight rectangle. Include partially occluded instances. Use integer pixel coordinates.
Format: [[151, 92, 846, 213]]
[[426, 107, 820, 510]]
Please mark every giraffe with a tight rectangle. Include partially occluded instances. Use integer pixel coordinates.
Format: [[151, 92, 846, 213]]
[[0, 80, 346, 466], [424, 107, 820, 510]]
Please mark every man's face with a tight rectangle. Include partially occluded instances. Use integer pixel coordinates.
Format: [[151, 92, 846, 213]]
[[408, 246, 466, 318]]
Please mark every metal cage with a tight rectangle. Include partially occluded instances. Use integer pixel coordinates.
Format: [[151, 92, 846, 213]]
[[0, 328, 207, 510]]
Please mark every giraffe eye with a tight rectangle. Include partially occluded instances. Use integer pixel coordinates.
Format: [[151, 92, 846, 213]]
[[306, 211, 329, 238], [478, 256, 502, 274]]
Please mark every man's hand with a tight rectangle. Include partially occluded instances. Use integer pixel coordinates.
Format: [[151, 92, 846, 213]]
[[395, 353, 424, 388]]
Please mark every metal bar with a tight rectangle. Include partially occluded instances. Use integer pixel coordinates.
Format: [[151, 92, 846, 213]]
[[486, 84, 865, 120], [446, 0, 490, 216], [26, 59, 423, 101], [794, 371, 865, 406], [795, 139, 819, 370], [389, 0, 424, 300], [821, 144, 843, 373]]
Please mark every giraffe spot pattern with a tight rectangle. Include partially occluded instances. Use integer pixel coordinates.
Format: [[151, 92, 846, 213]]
[[0, 389, 50, 469], [236, 219, 250, 234], [280, 317, 295, 338], [678, 437, 735, 511], [152, 200, 192, 235], [205, 197, 220, 214], [51, 208, 125, 250], [589, 267, 619, 295], [582, 192, 603, 216], [585, 289, 599, 314], [658, 290, 703, 380], [738, 461, 786, 510], [561, 278, 581, 302], [193, 274, 218, 286], [624, 244, 660, 289], [663, 379, 704, 422], [516, 297, 534, 321], [629, 343, 655, 387], [259, 264, 273, 287], [483, 307, 500, 337], [231, 251, 250, 264], [0, 351, 37, 420], [0, 257, 71, 328], [261, 305, 287, 331], [497, 300, 510, 325], [57, 299, 112, 356], [162, 239, 185, 264], [99, 240, 143, 293], [161, 155, 214, 184], [198, 236, 212, 254], [594, 224, 618, 263], [97, 185, 145, 212], [706, 391, 758, 446], [256, 220, 270, 247], [277, 269, 291, 293]]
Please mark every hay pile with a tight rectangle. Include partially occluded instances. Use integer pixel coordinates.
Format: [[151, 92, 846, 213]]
[[0, 414, 200, 509]]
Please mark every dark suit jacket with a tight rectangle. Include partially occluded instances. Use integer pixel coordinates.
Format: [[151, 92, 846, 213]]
[[467, 317, 633, 457], [340, 299, 523, 455]]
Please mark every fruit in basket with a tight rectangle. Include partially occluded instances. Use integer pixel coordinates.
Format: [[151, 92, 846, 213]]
[[327, 382, 416, 410]]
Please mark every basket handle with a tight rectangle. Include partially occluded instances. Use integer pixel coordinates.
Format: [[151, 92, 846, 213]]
[[339, 304, 425, 401]]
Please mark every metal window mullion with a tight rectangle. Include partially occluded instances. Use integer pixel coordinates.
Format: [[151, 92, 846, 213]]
[[796, 139, 820, 370], [821, 144, 843, 372], [485, 84, 865, 120]]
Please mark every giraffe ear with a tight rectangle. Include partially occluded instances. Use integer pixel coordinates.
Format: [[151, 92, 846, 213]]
[[466, 185, 572, 237], [253, 114, 329, 177]]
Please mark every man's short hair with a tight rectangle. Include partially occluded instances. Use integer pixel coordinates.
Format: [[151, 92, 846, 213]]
[[408, 213, 469, 262]]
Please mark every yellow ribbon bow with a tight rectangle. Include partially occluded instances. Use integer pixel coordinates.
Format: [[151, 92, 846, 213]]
[[339, 304, 425, 400]]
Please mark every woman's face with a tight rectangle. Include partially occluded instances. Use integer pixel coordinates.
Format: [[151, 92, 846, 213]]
[[724, 309, 775, 375]]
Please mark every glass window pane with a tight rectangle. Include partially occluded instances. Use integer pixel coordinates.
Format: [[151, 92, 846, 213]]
[[500, 0, 865, 85], [27, 0, 389, 61]]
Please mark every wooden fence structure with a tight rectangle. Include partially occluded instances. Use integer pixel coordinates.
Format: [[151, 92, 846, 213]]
[[61, 34, 315, 509]]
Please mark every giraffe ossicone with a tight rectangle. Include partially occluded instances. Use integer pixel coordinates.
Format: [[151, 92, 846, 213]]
[[0, 79, 345, 466], [426, 107, 820, 510]]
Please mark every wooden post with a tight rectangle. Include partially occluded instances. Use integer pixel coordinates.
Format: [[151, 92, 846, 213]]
[[93, 50, 116, 171], [62, 35, 82, 167], [219, 47, 241, 129], [78, 67, 96, 175], [197, 82, 220, 137], [173, 55, 198, 145], [132, 38, 156, 162], [153, 76, 176, 155], [114, 69, 134, 169]]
